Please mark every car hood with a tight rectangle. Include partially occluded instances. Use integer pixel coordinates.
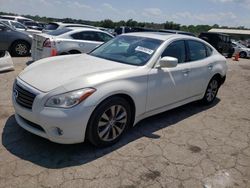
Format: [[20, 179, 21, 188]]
[[18, 54, 136, 92]]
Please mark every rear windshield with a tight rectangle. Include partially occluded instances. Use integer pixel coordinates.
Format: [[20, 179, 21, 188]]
[[48, 28, 72, 36], [45, 23, 59, 30]]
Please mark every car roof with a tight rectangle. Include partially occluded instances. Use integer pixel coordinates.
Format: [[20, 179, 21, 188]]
[[49, 22, 95, 27], [123, 32, 196, 41], [65, 27, 113, 36]]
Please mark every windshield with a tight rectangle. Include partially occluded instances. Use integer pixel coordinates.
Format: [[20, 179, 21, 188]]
[[48, 28, 72, 36], [90, 35, 163, 66], [236, 42, 247, 48]]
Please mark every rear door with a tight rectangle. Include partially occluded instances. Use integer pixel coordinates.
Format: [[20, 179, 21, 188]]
[[185, 40, 214, 96]]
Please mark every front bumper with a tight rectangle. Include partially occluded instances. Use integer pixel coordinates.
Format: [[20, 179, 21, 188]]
[[12, 80, 95, 144]]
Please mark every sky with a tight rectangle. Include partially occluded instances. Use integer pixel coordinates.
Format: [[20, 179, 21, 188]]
[[0, 0, 250, 27]]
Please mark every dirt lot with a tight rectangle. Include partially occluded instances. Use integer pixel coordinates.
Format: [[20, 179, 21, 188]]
[[0, 57, 250, 188]]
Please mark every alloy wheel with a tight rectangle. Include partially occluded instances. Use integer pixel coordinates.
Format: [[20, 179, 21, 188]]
[[97, 105, 127, 142], [206, 79, 218, 102], [15, 43, 28, 56]]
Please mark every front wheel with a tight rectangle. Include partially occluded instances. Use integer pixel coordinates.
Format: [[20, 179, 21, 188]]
[[87, 97, 132, 147], [10, 41, 30, 57], [202, 78, 220, 104]]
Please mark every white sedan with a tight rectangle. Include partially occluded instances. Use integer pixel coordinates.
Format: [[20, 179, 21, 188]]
[[31, 27, 114, 61], [13, 33, 227, 146]]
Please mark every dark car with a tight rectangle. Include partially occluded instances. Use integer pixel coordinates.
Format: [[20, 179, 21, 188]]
[[0, 21, 32, 56], [199, 32, 234, 58]]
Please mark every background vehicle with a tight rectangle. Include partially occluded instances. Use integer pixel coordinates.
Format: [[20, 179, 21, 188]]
[[0, 22, 32, 56], [0, 15, 33, 24], [0, 51, 14, 72], [114, 26, 195, 36], [199, 32, 234, 58], [13, 33, 227, 146], [23, 21, 44, 31], [31, 27, 114, 60], [43, 22, 97, 33], [0, 19, 41, 34], [232, 41, 250, 58]]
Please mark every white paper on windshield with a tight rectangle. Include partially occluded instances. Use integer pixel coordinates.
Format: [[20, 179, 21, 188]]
[[135, 46, 154, 55]]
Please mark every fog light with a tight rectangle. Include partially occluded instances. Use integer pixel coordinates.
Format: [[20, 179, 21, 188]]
[[56, 128, 63, 136]]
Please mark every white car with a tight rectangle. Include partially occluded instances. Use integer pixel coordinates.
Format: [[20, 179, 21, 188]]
[[0, 19, 42, 35], [0, 15, 33, 24], [13, 33, 227, 146], [232, 41, 250, 58], [42, 22, 97, 33], [0, 51, 14, 72], [31, 27, 114, 61]]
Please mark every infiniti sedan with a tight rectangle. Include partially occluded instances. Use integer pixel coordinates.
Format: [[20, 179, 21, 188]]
[[12, 32, 227, 146]]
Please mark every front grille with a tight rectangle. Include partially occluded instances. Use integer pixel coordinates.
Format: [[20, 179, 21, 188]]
[[19, 115, 45, 132], [15, 83, 36, 109]]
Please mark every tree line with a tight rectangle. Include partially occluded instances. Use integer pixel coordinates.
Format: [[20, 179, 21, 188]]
[[0, 12, 248, 35]]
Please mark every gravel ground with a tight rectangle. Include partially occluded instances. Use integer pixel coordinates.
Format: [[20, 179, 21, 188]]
[[0, 57, 250, 188]]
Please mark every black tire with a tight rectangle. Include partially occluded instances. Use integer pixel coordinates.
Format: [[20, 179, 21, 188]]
[[69, 50, 81, 54], [87, 97, 132, 147], [10, 40, 30, 57], [202, 77, 220, 105], [239, 51, 247, 58]]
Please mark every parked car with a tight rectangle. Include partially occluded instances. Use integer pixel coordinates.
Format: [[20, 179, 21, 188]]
[[0, 19, 42, 34], [13, 32, 227, 146], [43, 22, 97, 33], [0, 15, 33, 24], [199, 32, 234, 58], [31, 27, 114, 61], [0, 22, 32, 56], [0, 51, 14, 72], [115, 26, 195, 36], [232, 41, 250, 58], [23, 21, 44, 31]]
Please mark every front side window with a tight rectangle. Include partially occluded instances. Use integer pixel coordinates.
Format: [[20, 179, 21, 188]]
[[162, 40, 186, 63], [188, 40, 207, 61], [90, 35, 163, 66], [12, 21, 26, 29], [96, 32, 113, 42]]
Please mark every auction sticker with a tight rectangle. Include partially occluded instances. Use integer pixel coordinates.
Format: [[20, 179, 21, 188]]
[[135, 46, 154, 55]]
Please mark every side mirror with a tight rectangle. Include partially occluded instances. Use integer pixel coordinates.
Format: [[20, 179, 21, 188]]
[[158, 56, 178, 68]]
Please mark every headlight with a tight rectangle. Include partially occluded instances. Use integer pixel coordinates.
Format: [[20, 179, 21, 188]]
[[45, 88, 96, 108]]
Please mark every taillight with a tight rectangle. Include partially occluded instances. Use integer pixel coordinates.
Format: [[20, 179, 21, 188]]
[[43, 39, 51, 47]]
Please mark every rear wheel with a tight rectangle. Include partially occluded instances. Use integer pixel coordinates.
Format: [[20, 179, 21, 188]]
[[202, 77, 220, 105], [87, 97, 132, 147], [10, 41, 30, 57], [239, 51, 247, 58]]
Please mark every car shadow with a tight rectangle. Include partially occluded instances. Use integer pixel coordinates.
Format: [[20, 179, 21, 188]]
[[2, 99, 220, 169]]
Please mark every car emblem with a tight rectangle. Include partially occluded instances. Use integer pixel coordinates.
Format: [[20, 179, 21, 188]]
[[13, 89, 18, 99]]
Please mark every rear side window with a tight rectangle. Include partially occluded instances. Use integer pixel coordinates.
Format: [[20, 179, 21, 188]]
[[48, 28, 72, 36], [71, 31, 101, 42], [205, 45, 213, 57], [162, 40, 186, 63], [187, 40, 207, 61], [45, 23, 59, 30]]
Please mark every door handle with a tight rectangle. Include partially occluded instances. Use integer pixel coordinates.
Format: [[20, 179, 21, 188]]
[[182, 69, 190, 73], [182, 69, 190, 76], [208, 64, 213, 70]]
